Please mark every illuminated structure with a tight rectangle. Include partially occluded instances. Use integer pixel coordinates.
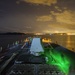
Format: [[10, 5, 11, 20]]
[[30, 38, 44, 56]]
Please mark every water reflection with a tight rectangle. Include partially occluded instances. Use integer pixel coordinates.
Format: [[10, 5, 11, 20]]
[[66, 35, 72, 50], [51, 35, 75, 52]]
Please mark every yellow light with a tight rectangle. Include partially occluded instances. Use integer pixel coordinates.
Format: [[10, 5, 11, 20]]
[[42, 38, 51, 43], [35, 33, 43, 35], [55, 31, 59, 33], [24, 38, 29, 42], [67, 33, 71, 35]]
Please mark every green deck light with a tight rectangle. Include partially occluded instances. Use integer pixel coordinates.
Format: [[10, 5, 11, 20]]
[[40, 47, 71, 75]]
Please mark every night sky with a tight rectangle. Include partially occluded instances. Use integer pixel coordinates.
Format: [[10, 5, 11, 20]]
[[0, 0, 75, 33]]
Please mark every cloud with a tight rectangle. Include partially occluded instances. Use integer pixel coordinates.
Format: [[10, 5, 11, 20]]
[[54, 6, 67, 12], [51, 10, 75, 24], [37, 10, 75, 24], [36, 9, 75, 32], [48, 23, 71, 30], [36, 15, 53, 21], [54, 6, 62, 12], [46, 23, 75, 33], [20, 0, 57, 6]]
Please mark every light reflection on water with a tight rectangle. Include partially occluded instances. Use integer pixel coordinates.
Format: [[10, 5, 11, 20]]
[[66, 36, 72, 50], [50, 35, 75, 52]]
